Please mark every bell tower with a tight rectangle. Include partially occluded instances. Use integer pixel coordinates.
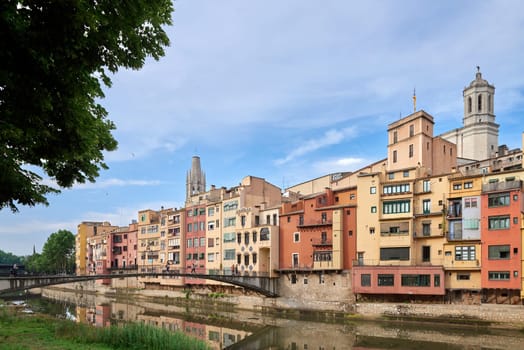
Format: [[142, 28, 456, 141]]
[[441, 67, 499, 161], [186, 156, 206, 201]]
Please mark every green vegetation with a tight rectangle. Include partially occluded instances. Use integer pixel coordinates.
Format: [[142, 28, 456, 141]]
[[0, 249, 23, 265], [0, 308, 210, 350], [1, 1, 173, 212], [25, 230, 76, 274]]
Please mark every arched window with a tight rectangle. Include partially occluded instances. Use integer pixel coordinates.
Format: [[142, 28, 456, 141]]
[[488, 94, 492, 112], [468, 97, 472, 113], [477, 94, 482, 112]]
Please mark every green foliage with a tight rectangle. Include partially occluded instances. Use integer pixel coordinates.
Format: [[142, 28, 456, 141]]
[[28, 229, 76, 274], [0, 249, 23, 265], [0, 1, 173, 212], [1, 312, 210, 349]]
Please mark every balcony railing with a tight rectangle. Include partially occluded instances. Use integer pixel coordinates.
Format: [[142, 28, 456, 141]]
[[482, 180, 522, 193], [297, 219, 332, 227], [311, 239, 332, 246]]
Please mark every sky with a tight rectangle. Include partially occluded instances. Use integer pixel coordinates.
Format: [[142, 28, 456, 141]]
[[2, 0, 524, 256]]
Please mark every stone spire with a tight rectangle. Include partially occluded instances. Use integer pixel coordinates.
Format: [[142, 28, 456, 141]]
[[186, 156, 206, 200]]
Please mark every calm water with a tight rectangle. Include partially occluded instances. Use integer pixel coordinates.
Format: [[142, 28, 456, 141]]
[[16, 294, 524, 349]]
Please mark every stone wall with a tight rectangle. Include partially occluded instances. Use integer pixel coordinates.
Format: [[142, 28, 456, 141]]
[[355, 302, 524, 325]]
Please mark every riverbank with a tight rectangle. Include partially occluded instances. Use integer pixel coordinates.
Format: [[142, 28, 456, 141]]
[[37, 281, 524, 330], [0, 300, 210, 350]]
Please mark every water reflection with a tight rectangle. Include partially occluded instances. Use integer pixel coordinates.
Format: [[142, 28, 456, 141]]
[[30, 293, 524, 350]]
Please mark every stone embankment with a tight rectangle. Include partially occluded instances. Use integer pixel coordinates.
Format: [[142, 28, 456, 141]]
[[37, 281, 524, 329]]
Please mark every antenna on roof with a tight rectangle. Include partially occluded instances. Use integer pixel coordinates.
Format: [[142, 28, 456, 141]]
[[413, 88, 417, 112]]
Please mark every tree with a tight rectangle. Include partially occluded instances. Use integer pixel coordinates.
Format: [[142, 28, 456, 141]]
[[0, 1, 173, 212], [0, 249, 23, 265], [40, 229, 76, 274]]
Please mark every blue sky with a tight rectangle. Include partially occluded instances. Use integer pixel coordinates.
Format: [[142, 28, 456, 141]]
[[2, 0, 524, 256]]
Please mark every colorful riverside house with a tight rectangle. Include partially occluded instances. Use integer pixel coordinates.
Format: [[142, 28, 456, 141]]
[[481, 171, 524, 304], [444, 174, 483, 304], [76, 221, 118, 275], [161, 207, 185, 287], [279, 186, 356, 283], [233, 176, 282, 277], [137, 209, 163, 274], [221, 189, 240, 276], [352, 110, 455, 300], [184, 202, 207, 282], [108, 221, 138, 271]]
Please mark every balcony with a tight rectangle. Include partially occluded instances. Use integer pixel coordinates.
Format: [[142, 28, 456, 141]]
[[297, 219, 332, 228], [311, 239, 332, 246], [482, 180, 522, 193]]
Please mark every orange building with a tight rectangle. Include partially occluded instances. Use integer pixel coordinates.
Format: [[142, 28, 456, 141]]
[[481, 175, 523, 303]]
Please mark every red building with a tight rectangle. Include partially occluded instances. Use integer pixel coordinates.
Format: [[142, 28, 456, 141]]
[[185, 203, 207, 283], [279, 188, 356, 275], [481, 178, 523, 303]]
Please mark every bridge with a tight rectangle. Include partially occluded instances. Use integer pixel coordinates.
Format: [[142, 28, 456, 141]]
[[0, 272, 279, 297]]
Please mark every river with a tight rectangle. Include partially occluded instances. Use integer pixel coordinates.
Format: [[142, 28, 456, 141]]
[[12, 293, 524, 349]]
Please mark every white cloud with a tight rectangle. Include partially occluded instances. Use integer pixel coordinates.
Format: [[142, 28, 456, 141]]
[[40, 178, 163, 190], [275, 127, 357, 165], [312, 157, 369, 174]]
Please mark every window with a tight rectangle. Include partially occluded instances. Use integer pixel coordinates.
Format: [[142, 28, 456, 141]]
[[422, 180, 431, 192], [371, 206, 377, 213], [292, 253, 299, 268], [464, 181, 473, 189], [369, 227, 375, 234], [378, 274, 394, 286], [393, 150, 397, 163], [383, 184, 410, 194], [393, 131, 398, 143], [388, 173, 395, 180], [422, 199, 431, 214], [463, 218, 479, 230], [237, 233, 241, 244], [455, 246, 475, 261], [488, 193, 510, 207], [260, 228, 270, 241], [241, 216, 246, 227], [488, 216, 510, 230], [468, 97, 472, 113], [186, 239, 192, 248], [321, 212, 327, 223], [244, 232, 249, 245], [244, 254, 249, 266], [380, 247, 409, 261], [453, 183, 462, 190], [253, 231, 257, 243], [409, 144, 413, 158], [361, 274, 371, 287], [224, 249, 235, 260], [403, 170, 409, 178], [422, 223, 431, 236], [298, 215, 304, 225], [464, 197, 478, 208], [422, 246, 430, 262], [207, 253, 215, 262], [457, 273, 470, 280], [223, 232, 235, 243], [488, 245, 510, 259], [434, 274, 440, 287], [237, 254, 241, 264], [293, 232, 300, 242], [252, 253, 257, 264], [478, 94, 482, 111], [370, 186, 377, 194], [383, 200, 411, 214], [193, 238, 199, 248], [208, 207, 215, 216], [208, 221, 215, 231], [401, 274, 430, 287], [409, 124, 414, 137], [488, 271, 510, 280]]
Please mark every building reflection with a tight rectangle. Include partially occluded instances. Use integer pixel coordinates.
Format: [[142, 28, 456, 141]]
[[76, 301, 252, 349]]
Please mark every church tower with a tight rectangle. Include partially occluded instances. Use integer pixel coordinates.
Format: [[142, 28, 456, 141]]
[[186, 156, 206, 201], [441, 67, 499, 161]]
